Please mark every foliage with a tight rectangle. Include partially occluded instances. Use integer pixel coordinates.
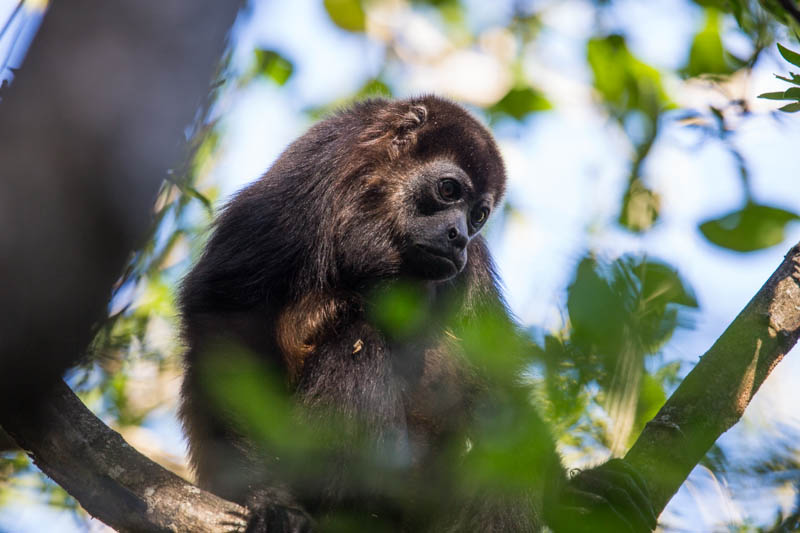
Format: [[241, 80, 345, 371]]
[[758, 43, 800, 112]]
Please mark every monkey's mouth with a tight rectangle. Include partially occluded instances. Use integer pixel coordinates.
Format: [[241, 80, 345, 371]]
[[413, 244, 466, 278]]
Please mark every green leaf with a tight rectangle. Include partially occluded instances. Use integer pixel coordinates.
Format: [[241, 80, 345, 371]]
[[587, 35, 671, 118], [758, 91, 791, 100], [699, 203, 800, 252], [684, 10, 734, 77], [778, 102, 800, 112], [324, 0, 365, 32], [619, 179, 660, 232], [758, 87, 800, 101], [355, 78, 392, 98], [251, 49, 293, 86], [785, 87, 800, 98], [638, 261, 699, 309], [489, 87, 551, 120], [778, 43, 800, 68], [368, 282, 430, 339], [775, 72, 800, 85]]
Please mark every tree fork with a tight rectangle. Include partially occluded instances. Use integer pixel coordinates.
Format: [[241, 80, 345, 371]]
[[625, 241, 800, 515]]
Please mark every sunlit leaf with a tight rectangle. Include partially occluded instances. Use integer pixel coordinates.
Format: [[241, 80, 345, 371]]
[[356, 78, 392, 98], [684, 9, 736, 77], [489, 87, 551, 120], [250, 48, 294, 86], [587, 35, 671, 118], [778, 42, 800, 68], [632, 373, 667, 443], [699, 202, 800, 252], [324, 0, 366, 32]]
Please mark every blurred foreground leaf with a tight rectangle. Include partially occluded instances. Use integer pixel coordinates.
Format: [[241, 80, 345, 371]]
[[568, 255, 697, 361], [489, 86, 551, 121], [684, 9, 737, 77], [619, 179, 661, 232], [244, 48, 294, 86], [587, 34, 671, 118], [699, 202, 800, 252], [324, 0, 365, 32]]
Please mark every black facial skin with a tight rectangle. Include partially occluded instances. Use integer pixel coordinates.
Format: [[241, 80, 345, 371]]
[[401, 160, 493, 281], [178, 96, 656, 533]]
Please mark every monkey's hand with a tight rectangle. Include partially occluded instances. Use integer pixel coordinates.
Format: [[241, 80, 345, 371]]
[[244, 490, 314, 533], [544, 458, 657, 533]]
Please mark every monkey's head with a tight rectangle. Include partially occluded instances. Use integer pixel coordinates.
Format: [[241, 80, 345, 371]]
[[193, 96, 506, 309], [307, 95, 507, 286]]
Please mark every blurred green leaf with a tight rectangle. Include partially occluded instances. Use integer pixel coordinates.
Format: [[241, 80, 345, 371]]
[[368, 282, 430, 339], [306, 78, 392, 120], [410, 0, 459, 5], [699, 202, 800, 252], [248, 48, 294, 86], [634, 373, 666, 432], [778, 102, 800, 112], [778, 43, 800, 68], [324, 0, 366, 32], [684, 9, 736, 77], [489, 86, 551, 120], [587, 34, 672, 118], [639, 261, 698, 309], [356, 78, 392, 98], [568, 257, 626, 356], [568, 255, 697, 364], [619, 179, 661, 232]]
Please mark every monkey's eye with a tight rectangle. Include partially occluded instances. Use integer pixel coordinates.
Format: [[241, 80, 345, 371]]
[[471, 206, 490, 228], [438, 179, 461, 202]]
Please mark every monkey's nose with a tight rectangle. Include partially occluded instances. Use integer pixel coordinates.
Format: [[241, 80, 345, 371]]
[[447, 227, 468, 250]]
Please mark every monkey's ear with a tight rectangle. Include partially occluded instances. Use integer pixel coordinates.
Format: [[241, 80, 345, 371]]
[[359, 102, 428, 159]]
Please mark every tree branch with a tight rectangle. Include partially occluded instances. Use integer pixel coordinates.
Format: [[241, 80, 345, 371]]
[[0, 0, 240, 408], [777, 0, 800, 27], [625, 241, 800, 515], [2, 380, 248, 533]]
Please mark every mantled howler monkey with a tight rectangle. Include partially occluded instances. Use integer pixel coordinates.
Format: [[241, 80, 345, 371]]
[[179, 96, 656, 532]]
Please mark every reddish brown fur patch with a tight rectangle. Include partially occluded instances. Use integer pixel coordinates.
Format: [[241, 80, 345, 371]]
[[276, 293, 346, 382]]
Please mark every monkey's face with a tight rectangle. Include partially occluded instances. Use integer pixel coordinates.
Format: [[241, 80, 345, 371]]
[[399, 159, 494, 282]]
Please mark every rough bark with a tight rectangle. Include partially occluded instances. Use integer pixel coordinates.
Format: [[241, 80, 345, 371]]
[[3, 380, 247, 533], [625, 242, 800, 515]]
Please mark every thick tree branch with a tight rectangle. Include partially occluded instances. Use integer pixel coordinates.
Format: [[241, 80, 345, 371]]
[[3, 380, 248, 533], [625, 242, 800, 515], [0, 0, 240, 407]]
